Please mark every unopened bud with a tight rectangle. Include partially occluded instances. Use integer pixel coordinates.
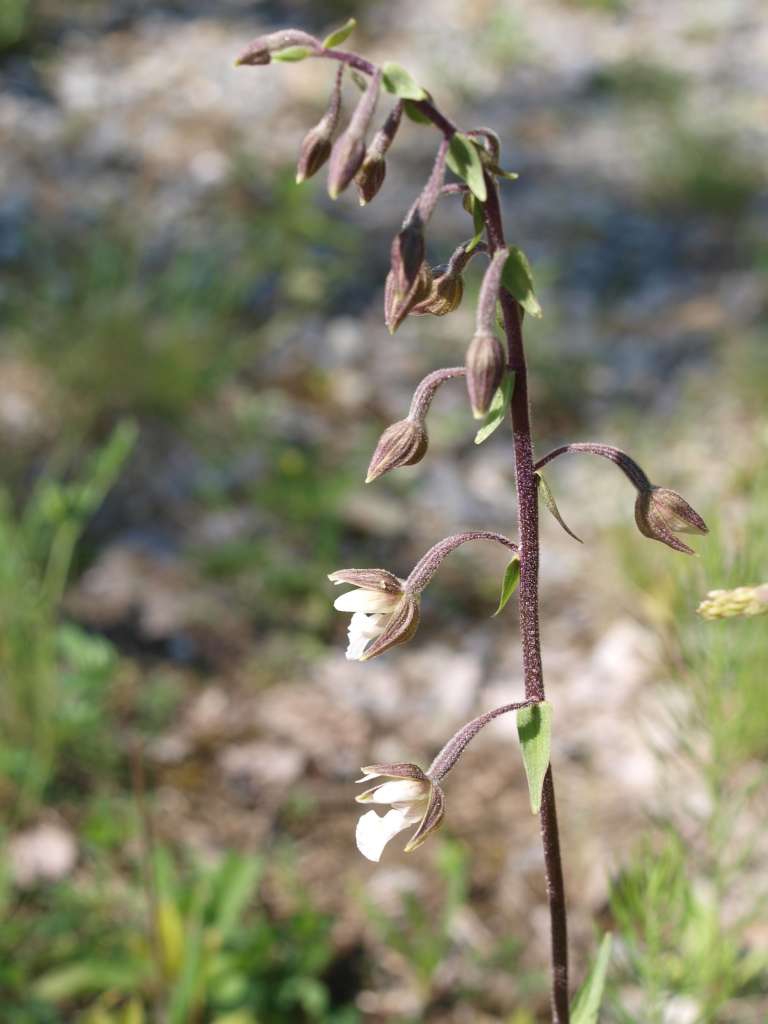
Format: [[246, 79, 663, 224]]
[[634, 486, 708, 555], [328, 68, 381, 199], [354, 102, 402, 206], [295, 65, 343, 184], [384, 262, 433, 334], [411, 268, 464, 317], [355, 153, 386, 205], [296, 128, 333, 183], [389, 215, 425, 296], [236, 29, 319, 66], [465, 331, 505, 419], [366, 418, 428, 483]]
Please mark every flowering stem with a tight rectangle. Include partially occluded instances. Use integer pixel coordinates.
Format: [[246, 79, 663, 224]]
[[483, 176, 570, 1022], [307, 46, 569, 1022]]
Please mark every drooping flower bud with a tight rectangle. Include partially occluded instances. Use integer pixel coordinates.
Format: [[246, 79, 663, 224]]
[[327, 68, 381, 199], [389, 213, 425, 296], [366, 418, 428, 483], [410, 267, 464, 317], [295, 65, 343, 184], [465, 331, 505, 419], [634, 486, 708, 555], [383, 262, 432, 334], [354, 102, 403, 206], [236, 29, 320, 66]]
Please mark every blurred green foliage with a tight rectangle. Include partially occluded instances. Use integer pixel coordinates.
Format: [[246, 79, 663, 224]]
[[0, 422, 135, 820], [0, 846, 360, 1023]]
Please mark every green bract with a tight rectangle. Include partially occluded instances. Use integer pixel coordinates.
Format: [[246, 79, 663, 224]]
[[381, 62, 427, 101], [517, 701, 552, 814], [447, 133, 487, 202], [321, 17, 356, 49], [501, 246, 542, 318]]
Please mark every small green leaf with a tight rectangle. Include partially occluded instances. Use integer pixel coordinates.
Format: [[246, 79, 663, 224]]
[[403, 99, 432, 124], [272, 46, 312, 63], [381, 62, 427, 100], [501, 247, 542, 318], [465, 194, 486, 253], [322, 17, 356, 49], [489, 163, 520, 181], [536, 472, 583, 543], [493, 557, 520, 617], [571, 933, 613, 1024], [516, 702, 552, 814], [447, 133, 487, 202], [474, 372, 515, 444]]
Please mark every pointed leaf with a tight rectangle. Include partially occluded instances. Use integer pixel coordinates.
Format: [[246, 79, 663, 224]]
[[501, 247, 542, 318], [536, 472, 583, 543], [572, 933, 613, 1024], [322, 17, 356, 49], [403, 99, 432, 124], [516, 701, 552, 814], [493, 557, 520, 616], [381, 62, 427, 101], [272, 46, 312, 63], [474, 372, 515, 444], [465, 194, 486, 253], [447, 133, 487, 202]]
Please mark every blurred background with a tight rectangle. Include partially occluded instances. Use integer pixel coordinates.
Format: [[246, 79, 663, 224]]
[[1, 0, 767, 1021]]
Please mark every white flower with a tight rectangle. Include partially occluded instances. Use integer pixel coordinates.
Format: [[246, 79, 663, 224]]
[[328, 569, 419, 662], [354, 764, 445, 862]]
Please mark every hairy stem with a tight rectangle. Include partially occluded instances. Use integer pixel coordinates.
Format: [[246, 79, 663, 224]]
[[305, 46, 569, 1021], [483, 175, 570, 1022]]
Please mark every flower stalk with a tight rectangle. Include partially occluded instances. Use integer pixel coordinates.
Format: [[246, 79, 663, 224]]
[[238, 36, 708, 1024]]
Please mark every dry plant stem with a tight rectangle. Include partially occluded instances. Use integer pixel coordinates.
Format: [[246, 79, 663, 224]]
[[319, 46, 570, 1022], [484, 178, 570, 1023]]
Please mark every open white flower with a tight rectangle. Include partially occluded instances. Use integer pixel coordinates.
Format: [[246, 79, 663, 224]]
[[328, 569, 419, 661], [354, 763, 445, 862]]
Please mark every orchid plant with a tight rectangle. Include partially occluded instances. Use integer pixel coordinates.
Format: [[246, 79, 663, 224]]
[[236, 20, 708, 1022]]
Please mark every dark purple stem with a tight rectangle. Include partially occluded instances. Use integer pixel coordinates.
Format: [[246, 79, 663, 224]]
[[483, 174, 570, 1022]]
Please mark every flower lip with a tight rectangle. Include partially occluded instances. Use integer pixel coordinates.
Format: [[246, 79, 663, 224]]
[[329, 569, 419, 661], [353, 762, 444, 862]]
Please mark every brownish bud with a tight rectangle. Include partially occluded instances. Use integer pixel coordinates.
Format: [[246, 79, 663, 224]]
[[327, 134, 366, 199], [411, 269, 464, 317], [296, 64, 343, 184], [295, 128, 333, 183], [355, 153, 386, 205], [389, 215, 425, 296], [327, 68, 381, 199], [366, 418, 428, 483], [384, 263, 433, 333], [236, 29, 319, 66], [465, 331, 505, 419], [634, 486, 708, 555]]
